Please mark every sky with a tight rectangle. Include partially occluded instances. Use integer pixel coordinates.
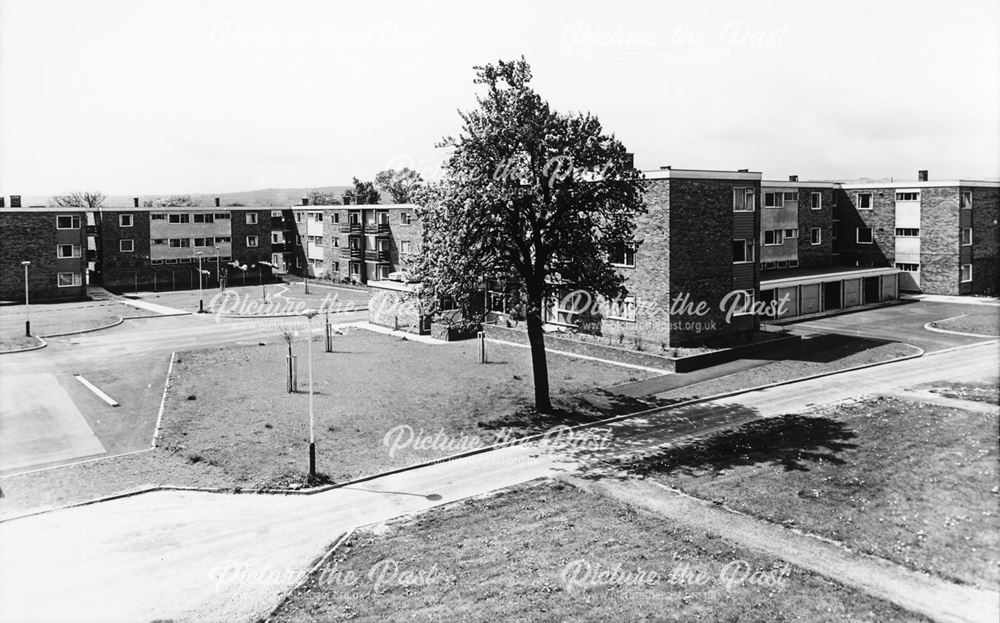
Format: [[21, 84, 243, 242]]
[[1, 0, 998, 197]]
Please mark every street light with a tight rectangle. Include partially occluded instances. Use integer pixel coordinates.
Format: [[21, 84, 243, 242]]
[[301, 309, 319, 480], [21, 261, 30, 336], [196, 251, 204, 313]]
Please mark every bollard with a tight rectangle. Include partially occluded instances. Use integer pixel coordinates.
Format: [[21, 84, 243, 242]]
[[478, 331, 486, 364]]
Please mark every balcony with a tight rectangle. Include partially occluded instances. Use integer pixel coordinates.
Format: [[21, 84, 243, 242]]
[[340, 248, 363, 260], [364, 223, 390, 235], [364, 249, 390, 262], [340, 223, 362, 234]]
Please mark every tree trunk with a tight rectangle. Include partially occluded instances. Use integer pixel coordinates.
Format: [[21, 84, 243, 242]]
[[525, 297, 553, 414]]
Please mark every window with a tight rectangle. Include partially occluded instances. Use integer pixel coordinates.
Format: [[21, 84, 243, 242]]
[[895, 263, 919, 272], [169, 238, 190, 248], [831, 219, 839, 242], [895, 228, 920, 237], [215, 236, 231, 244], [333, 213, 340, 224], [810, 228, 822, 245], [961, 264, 973, 282], [246, 213, 258, 225], [784, 229, 798, 238], [733, 188, 755, 212], [193, 213, 214, 223], [56, 244, 81, 258], [789, 259, 799, 268], [151, 213, 166, 220], [332, 238, 339, 248], [57, 272, 81, 287], [193, 238, 211, 247], [332, 261, 339, 272], [609, 243, 636, 267], [401, 212, 412, 225], [165, 258, 178, 265], [152, 238, 167, 245], [857, 193, 873, 210], [400, 240, 412, 254], [732, 239, 754, 263], [120, 239, 134, 252], [895, 192, 919, 201], [810, 192, 822, 210], [856, 227, 874, 244], [119, 214, 133, 227], [246, 235, 259, 247], [151, 259, 163, 265], [56, 215, 81, 229], [296, 212, 303, 223], [763, 230, 784, 246], [168, 213, 190, 224], [730, 290, 755, 316], [606, 296, 637, 322], [961, 191, 972, 210], [764, 192, 795, 208], [214, 212, 230, 220], [961, 228, 973, 246], [309, 235, 322, 245], [350, 263, 360, 276]]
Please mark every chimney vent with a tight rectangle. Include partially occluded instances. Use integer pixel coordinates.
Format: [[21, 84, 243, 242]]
[[0, 197, 5, 208], [10, 195, 21, 208], [214, 197, 221, 207], [342, 194, 352, 205], [659, 165, 671, 170], [737, 169, 749, 173], [789, 175, 799, 182], [918, 170, 928, 182], [133, 197, 139, 208], [301, 197, 309, 206]]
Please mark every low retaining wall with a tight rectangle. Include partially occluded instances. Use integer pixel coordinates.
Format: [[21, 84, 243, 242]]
[[483, 324, 801, 373]]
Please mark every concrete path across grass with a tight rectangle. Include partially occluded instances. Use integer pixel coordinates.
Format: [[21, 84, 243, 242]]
[[0, 374, 106, 473], [568, 477, 999, 623], [0, 443, 574, 623], [118, 297, 191, 316]]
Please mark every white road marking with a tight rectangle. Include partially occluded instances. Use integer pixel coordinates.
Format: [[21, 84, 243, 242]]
[[72, 375, 120, 407]]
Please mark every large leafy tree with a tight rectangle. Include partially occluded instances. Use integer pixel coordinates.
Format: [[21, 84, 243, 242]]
[[343, 177, 381, 204], [50, 191, 106, 209], [415, 58, 646, 413], [374, 168, 424, 203]]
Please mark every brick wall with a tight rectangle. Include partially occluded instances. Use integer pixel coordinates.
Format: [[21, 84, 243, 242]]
[[833, 187, 895, 268], [970, 186, 999, 296], [796, 187, 836, 267], [0, 211, 88, 301], [919, 187, 960, 295]]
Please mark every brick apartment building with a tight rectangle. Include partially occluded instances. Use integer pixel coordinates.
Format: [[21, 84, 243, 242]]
[[832, 172, 999, 296], [94, 199, 274, 292], [0, 207, 89, 302], [278, 199, 421, 285]]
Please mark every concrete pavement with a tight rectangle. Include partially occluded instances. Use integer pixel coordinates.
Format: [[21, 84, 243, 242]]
[[1, 342, 996, 623]]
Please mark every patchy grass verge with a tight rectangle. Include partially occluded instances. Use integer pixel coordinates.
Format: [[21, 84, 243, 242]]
[[267, 480, 922, 623], [617, 395, 999, 588]]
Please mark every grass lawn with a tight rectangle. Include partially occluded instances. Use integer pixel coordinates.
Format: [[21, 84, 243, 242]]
[[913, 380, 1000, 405], [0, 300, 157, 349], [128, 281, 368, 315], [156, 328, 654, 488], [929, 307, 999, 336], [267, 480, 921, 622], [653, 337, 919, 402], [616, 391, 999, 588]]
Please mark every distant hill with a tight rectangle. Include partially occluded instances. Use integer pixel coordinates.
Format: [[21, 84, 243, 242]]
[[16, 185, 393, 208]]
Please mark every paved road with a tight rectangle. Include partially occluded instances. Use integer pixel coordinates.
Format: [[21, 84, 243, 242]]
[[1, 342, 995, 623], [785, 299, 998, 352], [0, 310, 369, 475]]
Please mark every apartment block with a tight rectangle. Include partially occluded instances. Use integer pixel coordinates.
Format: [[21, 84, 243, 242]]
[[95, 200, 274, 291], [284, 200, 421, 285], [539, 168, 763, 347], [0, 208, 89, 301], [833, 172, 1000, 296]]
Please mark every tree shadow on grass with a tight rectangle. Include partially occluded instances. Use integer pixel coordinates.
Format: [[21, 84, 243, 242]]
[[617, 414, 859, 477]]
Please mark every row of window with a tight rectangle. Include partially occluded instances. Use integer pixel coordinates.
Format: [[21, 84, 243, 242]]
[[857, 191, 974, 210], [147, 212, 251, 224], [895, 263, 974, 283], [292, 211, 413, 225], [118, 236, 256, 252], [737, 191, 826, 212], [149, 256, 233, 265]]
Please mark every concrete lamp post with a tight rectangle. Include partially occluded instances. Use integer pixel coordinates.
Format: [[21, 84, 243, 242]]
[[300, 309, 319, 480], [21, 261, 30, 337], [196, 251, 205, 313]]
